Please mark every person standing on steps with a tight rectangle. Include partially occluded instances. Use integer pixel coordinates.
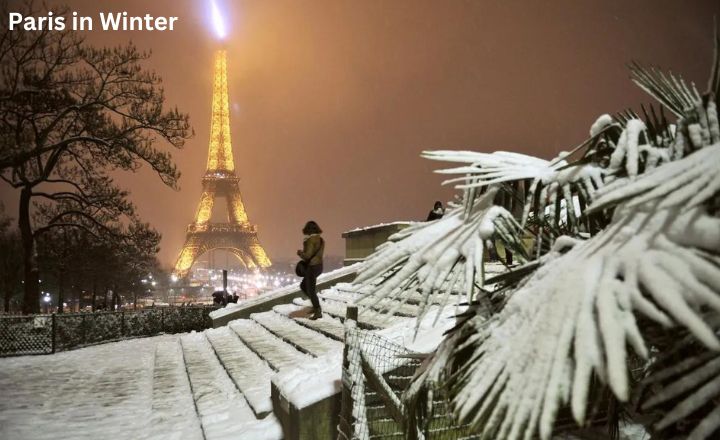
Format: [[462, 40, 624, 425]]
[[297, 220, 324, 320], [426, 201, 445, 221]]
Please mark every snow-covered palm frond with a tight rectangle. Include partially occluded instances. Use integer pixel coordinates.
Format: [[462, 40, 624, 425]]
[[422, 150, 561, 187], [408, 138, 720, 439], [349, 186, 526, 325], [591, 141, 720, 213], [397, 29, 720, 440], [591, 95, 720, 213], [435, 205, 720, 440], [423, 111, 680, 250], [638, 322, 720, 440], [422, 148, 606, 236]]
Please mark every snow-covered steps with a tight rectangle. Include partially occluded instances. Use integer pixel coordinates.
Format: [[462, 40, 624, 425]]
[[293, 297, 410, 330], [149, 340, 204, 440], [229, 319, 310, 371], [273, 303, 346, 341], [321, 288, 422, 317], [180, 333, 282, 440], [400, 291, 465, 307], [205, 327, 274, 418], [251, 311, 343, 357]]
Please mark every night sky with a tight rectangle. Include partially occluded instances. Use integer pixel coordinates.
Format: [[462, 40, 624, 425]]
[[1, 0, 718, 268]]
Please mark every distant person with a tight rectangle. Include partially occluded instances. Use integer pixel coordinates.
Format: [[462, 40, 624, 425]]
[[426, 201, 445, 221], [297, 220, 324, 320], [231, 292, 239, 304], [212, 290, 227, 306]]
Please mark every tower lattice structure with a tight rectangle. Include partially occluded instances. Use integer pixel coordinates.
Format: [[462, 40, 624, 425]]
[[173, 50, 271, 278]]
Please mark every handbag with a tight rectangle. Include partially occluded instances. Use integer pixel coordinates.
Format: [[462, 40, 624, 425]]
[[295, 237, 323, 277]]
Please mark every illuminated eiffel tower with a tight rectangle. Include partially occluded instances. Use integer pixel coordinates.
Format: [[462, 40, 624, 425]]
[[173, 50, 271, 278]]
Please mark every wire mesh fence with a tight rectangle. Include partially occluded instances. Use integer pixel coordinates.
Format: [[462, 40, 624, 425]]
[[338, 306, 480, 440], [0, 315, 54, 356], [0, 306, 214, 357]]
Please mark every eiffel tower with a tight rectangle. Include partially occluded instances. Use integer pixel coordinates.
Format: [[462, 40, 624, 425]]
[[173, 49, 271, 278]]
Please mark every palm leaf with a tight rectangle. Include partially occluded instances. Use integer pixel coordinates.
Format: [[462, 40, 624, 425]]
[[629, 61, 701, 117], [349, 186, 526, 327], [590, 142, 720, 214], [412, 141, 720, 439], [638, 320, 720, 440], [424, 148, 607, 237], [437, 206, 720, 440]]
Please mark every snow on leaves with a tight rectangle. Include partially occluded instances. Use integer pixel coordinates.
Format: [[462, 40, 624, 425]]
[[592, 142, 720, 215], [423, 148, 605, 237], [396, 109, 718, 438], [418, 130, 720, 439], [350, 186, 523, 326]]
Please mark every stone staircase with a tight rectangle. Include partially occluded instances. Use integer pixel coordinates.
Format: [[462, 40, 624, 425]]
[[146, 285, 407, 440], [145, 272, 483, 440]]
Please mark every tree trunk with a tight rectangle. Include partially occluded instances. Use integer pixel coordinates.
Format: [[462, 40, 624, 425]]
[[133, 290, 138, 310], [19, 187, 39, 315], [57, 268, 65, 314], [3, 287, 10, 312], [91, 282, 97, 311]]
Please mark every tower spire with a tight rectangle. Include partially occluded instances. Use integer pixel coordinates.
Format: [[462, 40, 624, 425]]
[[206, 49, 234, 173]]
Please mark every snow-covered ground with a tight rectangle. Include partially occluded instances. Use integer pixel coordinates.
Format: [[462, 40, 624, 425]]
[[0, 261, 481, 440], [0, 335, 179, 440]]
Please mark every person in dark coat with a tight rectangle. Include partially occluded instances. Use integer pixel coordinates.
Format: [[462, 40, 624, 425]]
[[212, 290, 226, 306], [297, 220, 324, 320], [426, 201, 445, 221]]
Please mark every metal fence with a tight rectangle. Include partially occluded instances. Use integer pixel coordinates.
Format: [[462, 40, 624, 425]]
[[337, 306, 479, 440], [0, 306, 214, 357]]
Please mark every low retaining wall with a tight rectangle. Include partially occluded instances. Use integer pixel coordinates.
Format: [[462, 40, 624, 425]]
[[271, 381, 342, 440], [211, 265, 358, 328]]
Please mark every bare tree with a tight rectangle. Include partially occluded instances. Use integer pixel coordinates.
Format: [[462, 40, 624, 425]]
[[0, 204, 22, 312], [0, 2, 191, 313]]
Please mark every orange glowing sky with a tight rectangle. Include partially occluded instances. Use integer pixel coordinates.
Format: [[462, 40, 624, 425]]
[[1, 0, 718, 268]]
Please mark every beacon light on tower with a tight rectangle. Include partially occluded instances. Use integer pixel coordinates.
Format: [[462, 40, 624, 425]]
[[209, 0, 227, 40]]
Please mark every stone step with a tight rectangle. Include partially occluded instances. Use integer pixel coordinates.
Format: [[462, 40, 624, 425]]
[[180, 333, 282, 440], [205, 327, 274, 418], [273, 303, 345, 341], [402, 291, 464, 307], [321, 289, 421, 317], [149, 340, 204, 440], [369, 433, 404, 440], [293, 297, 411, 330], [229, 319, 310, 371], [251, 311, 343, 357], [368, 417, 403, 435]]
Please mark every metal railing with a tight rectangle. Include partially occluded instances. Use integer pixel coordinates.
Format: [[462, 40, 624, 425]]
[[337, 306, 480, 440], [0, 306, 214, 357]]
